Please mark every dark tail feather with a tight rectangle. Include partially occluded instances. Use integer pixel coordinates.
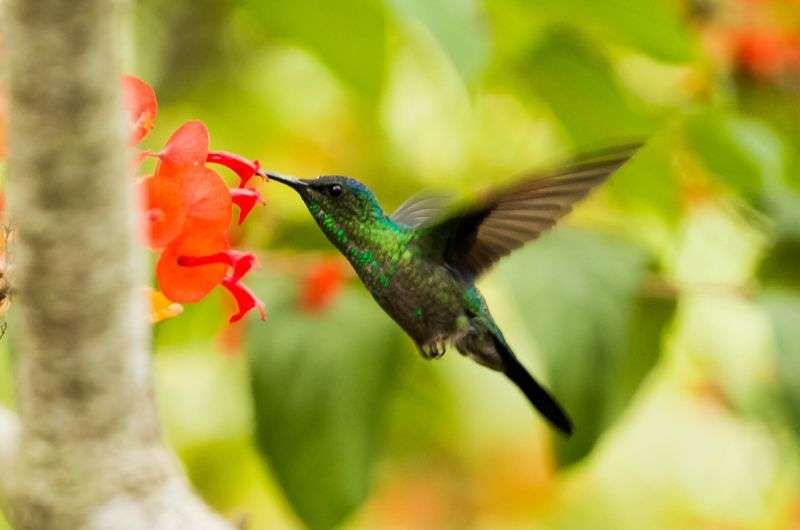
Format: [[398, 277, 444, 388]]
[[490, 334, 573, 436]]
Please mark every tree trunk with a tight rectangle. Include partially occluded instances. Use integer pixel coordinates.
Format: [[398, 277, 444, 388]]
[[0, 1, 234, 528]]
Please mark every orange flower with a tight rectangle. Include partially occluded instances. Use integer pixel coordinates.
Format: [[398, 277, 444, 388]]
[[156, 120, 210, 177], [176, 250, 265, 322], [121, 75, 157, 145], [178, 165, 233, 236], [123, 76, 268, 323], [156, 232, 230, 303], [138, 176, 187, 249]]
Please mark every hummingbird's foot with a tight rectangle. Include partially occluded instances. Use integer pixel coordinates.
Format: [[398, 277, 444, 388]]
[[419, 338, 447, 360]]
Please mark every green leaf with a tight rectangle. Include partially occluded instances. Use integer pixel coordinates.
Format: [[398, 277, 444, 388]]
[[685, 110, 785, 199], [154, 289, 227, 350], [241, 0, 387, 99], [763, 185, 800, 241], [247, 280, 403, 530], [531, 0, 696, 62], [739, 79, 800, 193], [497, 229, 674, 465], [760, 290, 800, 442], [608, 133, 681, 225], [785, 148, 800, 195], [521, 29, 653, 146], [387, 0, 489, 81], [759, 238, 800, 292], [760, 148, 800, 239]]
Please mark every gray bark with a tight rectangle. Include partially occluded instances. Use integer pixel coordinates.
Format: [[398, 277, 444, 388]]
[[0, 406, 18, 496], [0, 1, 234, 529]]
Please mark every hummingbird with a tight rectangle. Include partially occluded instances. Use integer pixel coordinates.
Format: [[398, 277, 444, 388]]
[[264, 144, 640, 435]]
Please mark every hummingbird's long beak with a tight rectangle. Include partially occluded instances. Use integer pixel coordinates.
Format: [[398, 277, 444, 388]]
[[260, 170, 309, 191]]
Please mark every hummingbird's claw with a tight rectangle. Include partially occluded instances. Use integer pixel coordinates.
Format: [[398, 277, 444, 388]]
[[419, 338, 447, 360]]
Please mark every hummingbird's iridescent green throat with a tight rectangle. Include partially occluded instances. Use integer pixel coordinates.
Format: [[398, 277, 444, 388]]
[[264, 143, 641, 436]]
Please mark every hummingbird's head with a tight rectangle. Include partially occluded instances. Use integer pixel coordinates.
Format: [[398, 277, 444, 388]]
[[264, 172, 388, 244]]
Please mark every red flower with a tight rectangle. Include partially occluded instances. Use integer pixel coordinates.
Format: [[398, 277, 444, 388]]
[[177, 250, 258, 283], [138, 176, 186, 249], [178, 166, 233, 236], [121, 75, 157, 145], [176, 250, 265, 322], [122, 76, 269, 324], [223, 278, 266, 323], [156, 232, 230, 303], [230, 187, 264, 225], [138, 165, 232, 249], [300, 259, 345, 313], [156, 120, 210, 177], [207, 151, 261, 187]]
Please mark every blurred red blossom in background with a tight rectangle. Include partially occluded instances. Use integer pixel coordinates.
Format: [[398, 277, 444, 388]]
[[299, 258, 346, 313], [701, 0, 800, 80], [733, 29, 800, 77]]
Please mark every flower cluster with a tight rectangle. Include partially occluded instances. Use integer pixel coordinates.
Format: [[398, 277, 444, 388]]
[[701, 0, 800, 80], [122, 75, 266, 323]]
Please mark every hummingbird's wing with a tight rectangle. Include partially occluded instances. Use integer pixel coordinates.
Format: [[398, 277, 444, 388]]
[[390, 192, 454, 227], [422, 143, 641, 279]]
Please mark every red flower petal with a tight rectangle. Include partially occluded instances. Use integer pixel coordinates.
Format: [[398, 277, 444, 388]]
[[138, 176, 186, 248], [228, 251, 258, 283], [133, 150, 153, 166], [222, 278, 266, 323], [207, 151, 261, 187], [177, 250, 257, 284], [178, 249, 264, 322], [157, 120, 209, 177], [121, 76, 157, 146], [156, 232, 230, 303], [230, 188, 264, 225], [300, 259, 345, 313], [180, 166, 233, 236]]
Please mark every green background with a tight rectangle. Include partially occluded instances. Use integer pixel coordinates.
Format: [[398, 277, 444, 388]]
[[4, 0, 800, 528]]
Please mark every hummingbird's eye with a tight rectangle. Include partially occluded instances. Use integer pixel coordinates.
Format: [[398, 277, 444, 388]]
[[329, 184, 343, 197]]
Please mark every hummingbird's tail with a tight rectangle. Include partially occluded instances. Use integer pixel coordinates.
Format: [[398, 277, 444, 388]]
[[489, 333, 573, 436]]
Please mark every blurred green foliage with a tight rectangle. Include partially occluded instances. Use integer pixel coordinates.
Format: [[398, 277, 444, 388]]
[[531, 0, 697, 63], [248, 280, 405, 530], [761, 291, 800, 443], [497, 229, 675, 465], [242, 0, 388, 100], [521, 29, 655, 145], [3, 0, 800, 529]]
